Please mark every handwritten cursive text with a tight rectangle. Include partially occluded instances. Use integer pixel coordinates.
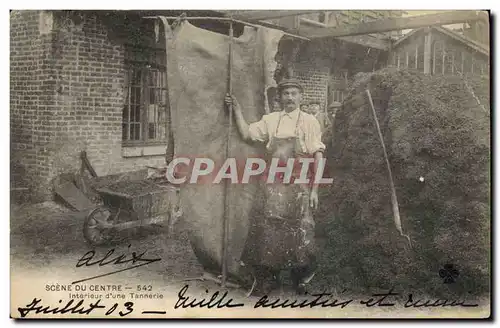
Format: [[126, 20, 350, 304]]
[[73, 245, 161, 284]]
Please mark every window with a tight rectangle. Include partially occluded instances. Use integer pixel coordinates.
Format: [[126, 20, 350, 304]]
[[122, 31, 169, 147], [329, 71, 348, 104]]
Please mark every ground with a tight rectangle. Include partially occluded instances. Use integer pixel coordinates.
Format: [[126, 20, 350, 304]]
[[10, 200, 203, 290], [10, 200, 320, 298], [10, 201, 490, 318]]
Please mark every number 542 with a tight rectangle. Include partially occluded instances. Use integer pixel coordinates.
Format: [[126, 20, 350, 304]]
[[137, 285, 152, 292]]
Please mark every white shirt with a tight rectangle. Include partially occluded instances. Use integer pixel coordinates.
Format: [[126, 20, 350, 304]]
[[248, 108, 326, 154]]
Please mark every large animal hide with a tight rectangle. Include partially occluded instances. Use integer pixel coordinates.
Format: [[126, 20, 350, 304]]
[[164, 20, 283, 283]]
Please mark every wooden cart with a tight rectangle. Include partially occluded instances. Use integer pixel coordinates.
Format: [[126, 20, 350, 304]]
[[83, 178, 182, 246]]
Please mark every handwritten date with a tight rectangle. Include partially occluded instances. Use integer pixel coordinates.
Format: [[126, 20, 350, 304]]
[[17, 298, 134, 318]]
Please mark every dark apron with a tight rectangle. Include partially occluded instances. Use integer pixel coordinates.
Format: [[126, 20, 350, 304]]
[[243, 111, 316, 271]]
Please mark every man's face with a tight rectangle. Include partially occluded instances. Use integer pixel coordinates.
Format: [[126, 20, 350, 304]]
[[280, 87, 302, 112], [309, 104, 320, 115]]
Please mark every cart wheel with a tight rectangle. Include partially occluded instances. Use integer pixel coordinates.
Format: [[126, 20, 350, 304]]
[[83, 206, 116, 246]]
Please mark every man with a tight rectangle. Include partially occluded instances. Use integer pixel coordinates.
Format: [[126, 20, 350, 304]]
[[225, 79, 325, 294], [325, 101, 341, 148], [308, 101, 331, 134], [328, 101, 342, 122], [300, 102, 310, 113]]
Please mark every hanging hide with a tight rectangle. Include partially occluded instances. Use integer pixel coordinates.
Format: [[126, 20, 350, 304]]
[[163, 20, 284, 283]]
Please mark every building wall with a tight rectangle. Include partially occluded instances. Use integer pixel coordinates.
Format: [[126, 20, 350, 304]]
[[11, 10, 400, 201], [390, 30, 489, 77], [293, 61, 330, 107], [430, 32, 489, 76], [11, 11, 168, 201], [10, 11, 56, 201], [288, 39, 386, 108], [288, 40, 331, 108], [270, 10, 401, 108]]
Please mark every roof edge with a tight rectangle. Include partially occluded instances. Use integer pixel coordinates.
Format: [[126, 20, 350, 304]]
[[392, 26, 489, 57]]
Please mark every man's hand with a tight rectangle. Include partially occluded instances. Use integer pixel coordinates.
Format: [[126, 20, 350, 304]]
[[224, 94, 250, 141], [309, 189, 319, 210], [224, 94, 240, 111]]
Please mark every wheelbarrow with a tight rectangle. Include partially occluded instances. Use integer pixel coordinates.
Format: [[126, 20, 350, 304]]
[[83, 177, 182, 246]]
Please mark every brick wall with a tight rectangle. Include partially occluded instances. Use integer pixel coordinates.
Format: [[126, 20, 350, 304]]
[[10, 10, 55, 201], [293, 61, 330, 107], [290, 41, 331, 107], [288, 39, 390, 108], [11, 11, 167, 202], [11, 10, 380, 202]]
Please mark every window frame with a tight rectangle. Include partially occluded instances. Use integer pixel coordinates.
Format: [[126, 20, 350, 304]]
[[122, 43, 169, 148]]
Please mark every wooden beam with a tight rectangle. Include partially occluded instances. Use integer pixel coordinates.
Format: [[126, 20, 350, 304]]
[[300, 17, 326, 28], [415, 44, 418, 69], [423, 29, 432, 74], [433, 26, 489, 56], [442, 44, 446, 75], [306, 10, 488, 38], [323, 11, 330, 26], [432, 42, 437, 74], [392, 28, 419, 48], [222, 10, 322, 21], [242, 15, 390, 50], [246, 19, 390, 50], [336, 35, 390, 50], [296, 24, 389, 50], [451, 51, 455, 74], [461, 51, 465, 73]]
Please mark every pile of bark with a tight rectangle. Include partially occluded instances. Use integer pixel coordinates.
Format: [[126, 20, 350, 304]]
[[317, 68, 490, 297]]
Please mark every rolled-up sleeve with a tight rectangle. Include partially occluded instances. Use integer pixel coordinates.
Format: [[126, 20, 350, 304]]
[[248, 118, 269, 142], [305, 117, 326, 154]]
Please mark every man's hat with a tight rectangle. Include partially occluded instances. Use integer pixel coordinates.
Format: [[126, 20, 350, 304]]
[[277, 78, 303, 92]]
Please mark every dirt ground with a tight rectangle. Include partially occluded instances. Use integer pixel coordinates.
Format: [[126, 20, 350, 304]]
[[10, 200, 204, 286], [10, 200, 327, 295], [10, 201, 490, 319], [10, 200, 303, 308]]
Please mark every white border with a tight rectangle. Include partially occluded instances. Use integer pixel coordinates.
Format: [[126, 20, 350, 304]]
[[3, 2, 498, 327]]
